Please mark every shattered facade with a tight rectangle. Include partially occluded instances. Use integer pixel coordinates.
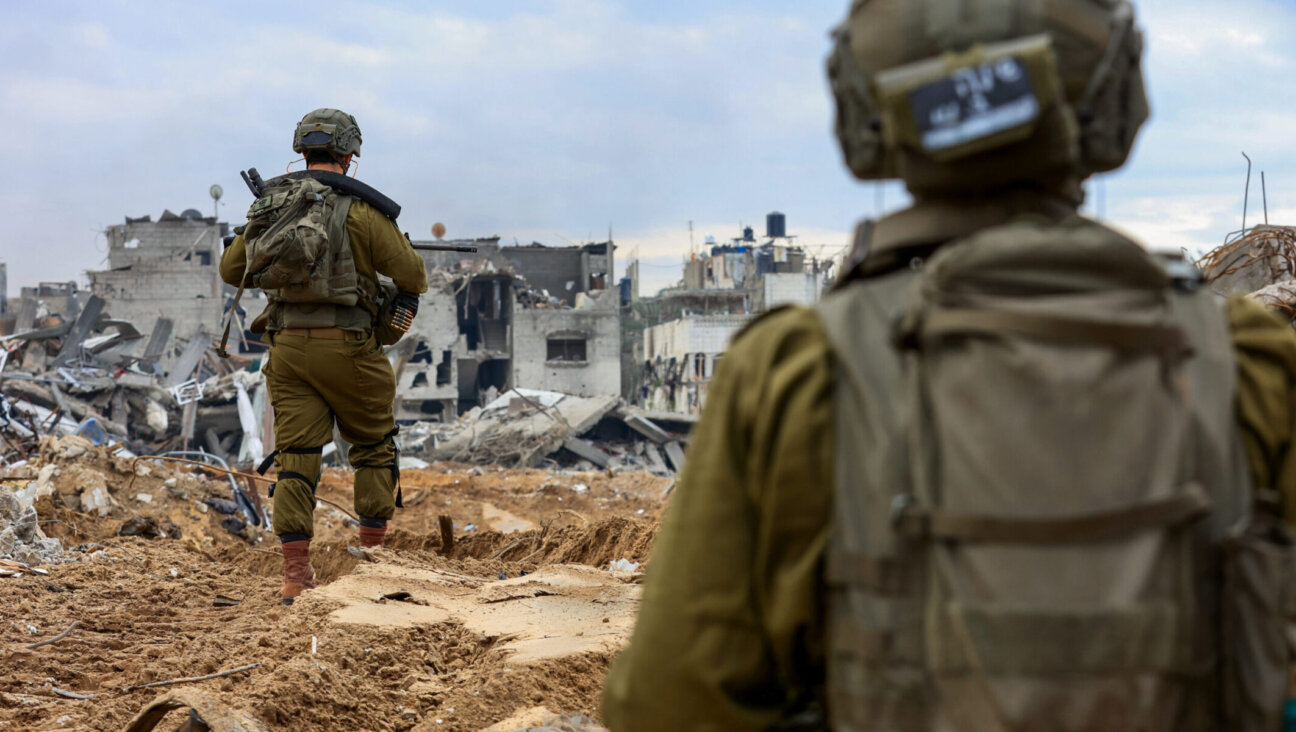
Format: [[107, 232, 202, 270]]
[[86, 210, 266, 351], [635, 214, 832, 414], [393, 237, 622, 420], [640, 315, 750, 414], [513, 293, 622, 398], [8, 281, 82, 338]]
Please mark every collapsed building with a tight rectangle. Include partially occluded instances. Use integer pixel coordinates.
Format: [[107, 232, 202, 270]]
[[84, 210, 266, 354], [390, 237, 622, 420], [634, 213, 833, 414], [3, 204, 841, 475]]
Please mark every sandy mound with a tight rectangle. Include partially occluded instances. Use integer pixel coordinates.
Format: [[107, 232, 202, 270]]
[[0, 444, 667, 731]]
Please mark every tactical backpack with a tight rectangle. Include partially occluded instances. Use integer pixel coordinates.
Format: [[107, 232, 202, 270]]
[[817, 217, 1296, 731], [218, 176, 363, 355]]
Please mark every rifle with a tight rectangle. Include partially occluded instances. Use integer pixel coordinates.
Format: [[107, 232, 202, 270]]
[[234, 167, 477, 253], [410, 241, 478, 253]]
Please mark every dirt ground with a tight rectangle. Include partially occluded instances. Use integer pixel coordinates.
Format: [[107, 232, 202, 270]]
[[0, 439, 670, 731]]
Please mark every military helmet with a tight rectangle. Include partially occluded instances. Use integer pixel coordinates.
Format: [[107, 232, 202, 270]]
[[291, 108, 362, 161], [827, 0, 1149, 194]]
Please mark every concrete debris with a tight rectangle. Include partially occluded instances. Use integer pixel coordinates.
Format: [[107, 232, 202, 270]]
[[662, 441, 687, 474], [0, 488, 62, 566], [1199, 225, 1296, 327], [0, 297, 272, 485], [415, 388, 685, 474]]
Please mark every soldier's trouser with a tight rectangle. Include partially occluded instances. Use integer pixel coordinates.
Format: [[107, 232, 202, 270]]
[[262, 330, 398, 539]]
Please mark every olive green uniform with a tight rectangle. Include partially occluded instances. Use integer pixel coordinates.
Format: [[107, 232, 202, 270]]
[[220, 199, 427, 537], [601, 206, 1296, 731]]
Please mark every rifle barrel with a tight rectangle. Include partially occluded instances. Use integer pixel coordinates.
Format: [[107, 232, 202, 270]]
[[410, 244, 479, 253]]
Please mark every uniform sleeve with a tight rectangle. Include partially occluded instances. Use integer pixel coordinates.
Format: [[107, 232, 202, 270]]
[[1227, 295, 1296, 523], [355, 203, 428, 294], [219, 234, 247, 286], [602, 307, 834, 731]]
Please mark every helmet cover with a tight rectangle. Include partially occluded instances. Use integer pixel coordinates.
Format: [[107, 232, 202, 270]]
[[292, 108, 363, 160], [827, 0, 1149, 192]]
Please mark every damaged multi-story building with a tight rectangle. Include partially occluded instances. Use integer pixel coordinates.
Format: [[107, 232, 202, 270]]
[[85, 209, 267, 352], [61, 205, 619, 422], [636, 213, 833, 414], [390, 237, 622, 420]]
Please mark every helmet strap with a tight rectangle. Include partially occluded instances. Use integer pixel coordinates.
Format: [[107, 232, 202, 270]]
[[286, 157, 305, 173]]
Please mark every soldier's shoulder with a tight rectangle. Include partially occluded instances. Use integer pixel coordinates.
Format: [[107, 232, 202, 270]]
[[728, 305, 831, 364], [345, 197, 400, 233]]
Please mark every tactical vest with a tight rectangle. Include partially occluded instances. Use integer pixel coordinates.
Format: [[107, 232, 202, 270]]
[[817, 215, 1290, 731], [244, 178, 378, 333]]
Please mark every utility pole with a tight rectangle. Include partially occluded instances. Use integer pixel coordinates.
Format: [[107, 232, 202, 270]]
[[209, 184, 225, 332]]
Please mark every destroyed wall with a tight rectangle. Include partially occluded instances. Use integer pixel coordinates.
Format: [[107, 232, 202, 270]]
[[513, 301, 622, 398], [87, 213, 239, 346], [89, 265, 220, 345], [641, 314, 750, 414], [500, 242, 613, 306], [394, 279, 461, 421], [12, 283, 83, 333], [413, 237, 508, 272], [504, 247, 586, 305], [414, 239, 614, 307], [401, 238, 622, 416]]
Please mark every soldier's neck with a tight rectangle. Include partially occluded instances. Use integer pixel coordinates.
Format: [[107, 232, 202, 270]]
[[307, 161, 346, 175]]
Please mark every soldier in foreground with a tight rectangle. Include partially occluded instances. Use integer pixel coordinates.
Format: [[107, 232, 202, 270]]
[[219, 109, 427, 604], [604, 1, 1296, 730]]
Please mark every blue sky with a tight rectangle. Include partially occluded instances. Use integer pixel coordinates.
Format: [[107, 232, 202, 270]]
[[2, 0, 1294, 297]]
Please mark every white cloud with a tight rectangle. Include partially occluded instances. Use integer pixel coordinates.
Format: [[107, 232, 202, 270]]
[[76, 22, 111, 50]]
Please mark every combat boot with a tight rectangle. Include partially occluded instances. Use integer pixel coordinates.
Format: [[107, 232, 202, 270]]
[[358, 518, 388, 548], [280, 539, 316, 605]]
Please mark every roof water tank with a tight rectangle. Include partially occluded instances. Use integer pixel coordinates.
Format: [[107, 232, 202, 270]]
[[766, 211, 786, 238]]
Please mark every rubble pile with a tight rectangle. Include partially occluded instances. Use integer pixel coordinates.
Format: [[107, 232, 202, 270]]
[[1198, 224, 1296, 322], [0, 295, 270, 470], [410, 388, 692, 476], [0, 438, 667, 730], [0, 488, 61, 568]]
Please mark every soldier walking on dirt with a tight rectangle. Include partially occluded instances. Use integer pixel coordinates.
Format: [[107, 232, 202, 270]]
[[220, 109, 427, 604], [603, 1, 1296, 730]]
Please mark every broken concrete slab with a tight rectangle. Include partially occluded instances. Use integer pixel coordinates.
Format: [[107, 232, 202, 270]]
[[426, 391, 621, 467], [619, 410, 673, 445], [138, 318, 174, 375], [642, 443, 668, 475], [165, 331, 212, 388], [562, 436, 611, 468], [663, 441, 686, 474], [52, 295, 105, 367]]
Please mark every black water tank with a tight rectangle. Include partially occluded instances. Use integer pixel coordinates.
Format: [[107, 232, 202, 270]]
[[767, 211, 786, 238], [743, 226, 755, 242]]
